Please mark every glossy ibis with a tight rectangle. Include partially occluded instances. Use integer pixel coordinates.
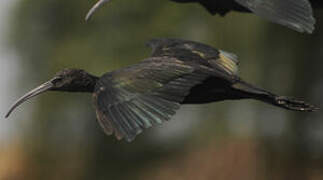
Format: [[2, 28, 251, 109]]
[[85, 0, 319, 33], [5, 38, 318, 142]]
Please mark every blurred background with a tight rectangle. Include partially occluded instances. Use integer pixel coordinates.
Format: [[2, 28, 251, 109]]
[[1, 0, 323, 179]]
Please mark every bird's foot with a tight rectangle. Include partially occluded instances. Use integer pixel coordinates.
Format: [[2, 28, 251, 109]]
[[275, 96, 319, 112]]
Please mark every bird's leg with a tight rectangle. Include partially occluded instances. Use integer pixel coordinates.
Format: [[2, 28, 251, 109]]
[[86, 0, 111, 21], [232, 80, 319, 112]]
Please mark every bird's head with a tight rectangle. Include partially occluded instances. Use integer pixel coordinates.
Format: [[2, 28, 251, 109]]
[[5, 68, 98, 118]]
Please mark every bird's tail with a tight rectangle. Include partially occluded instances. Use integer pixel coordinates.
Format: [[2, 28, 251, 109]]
[[232, 80, 319, 112]]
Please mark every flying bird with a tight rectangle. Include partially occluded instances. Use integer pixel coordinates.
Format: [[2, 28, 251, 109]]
[[5, 38, 318, 142], [85, 0, 319, 33]]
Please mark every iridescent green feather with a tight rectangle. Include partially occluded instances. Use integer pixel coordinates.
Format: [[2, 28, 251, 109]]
[[94, 57, 208, 141]]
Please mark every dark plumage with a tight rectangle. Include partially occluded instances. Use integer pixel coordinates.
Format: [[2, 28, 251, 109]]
[[5, 38, 319, 142], [85, 0, 319, 33], [311, 0, 323, 8], [172, 0, 323, 15]]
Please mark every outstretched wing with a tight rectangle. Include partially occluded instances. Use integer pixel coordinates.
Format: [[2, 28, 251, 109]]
[[235, 0, 315, 33], [93, 57, 209, 142], [173, 0, 315, 33], [147, 38, 239, 76]]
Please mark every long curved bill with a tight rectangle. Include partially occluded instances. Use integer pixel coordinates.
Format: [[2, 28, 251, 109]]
[[85, 0, 111, 21], [5, 81, 54, 118]]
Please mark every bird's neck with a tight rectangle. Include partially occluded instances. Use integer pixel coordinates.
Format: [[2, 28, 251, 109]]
[[78, 74, 99, 93]]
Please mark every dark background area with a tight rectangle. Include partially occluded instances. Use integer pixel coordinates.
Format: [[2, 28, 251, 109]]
[[1, 0, 323, 179]]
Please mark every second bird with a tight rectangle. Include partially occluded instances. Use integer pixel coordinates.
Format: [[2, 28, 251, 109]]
[[86, 0, 321, 33], [6, 38, 318, 142]]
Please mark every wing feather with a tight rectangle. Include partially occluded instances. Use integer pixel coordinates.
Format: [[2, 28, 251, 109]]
[[147, 38, 240, 76], [235, 0, 315, 33], [93, 57, 208, 141]]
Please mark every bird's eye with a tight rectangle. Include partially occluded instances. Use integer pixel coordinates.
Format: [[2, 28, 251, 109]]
[[51, 77, 63, 84]]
